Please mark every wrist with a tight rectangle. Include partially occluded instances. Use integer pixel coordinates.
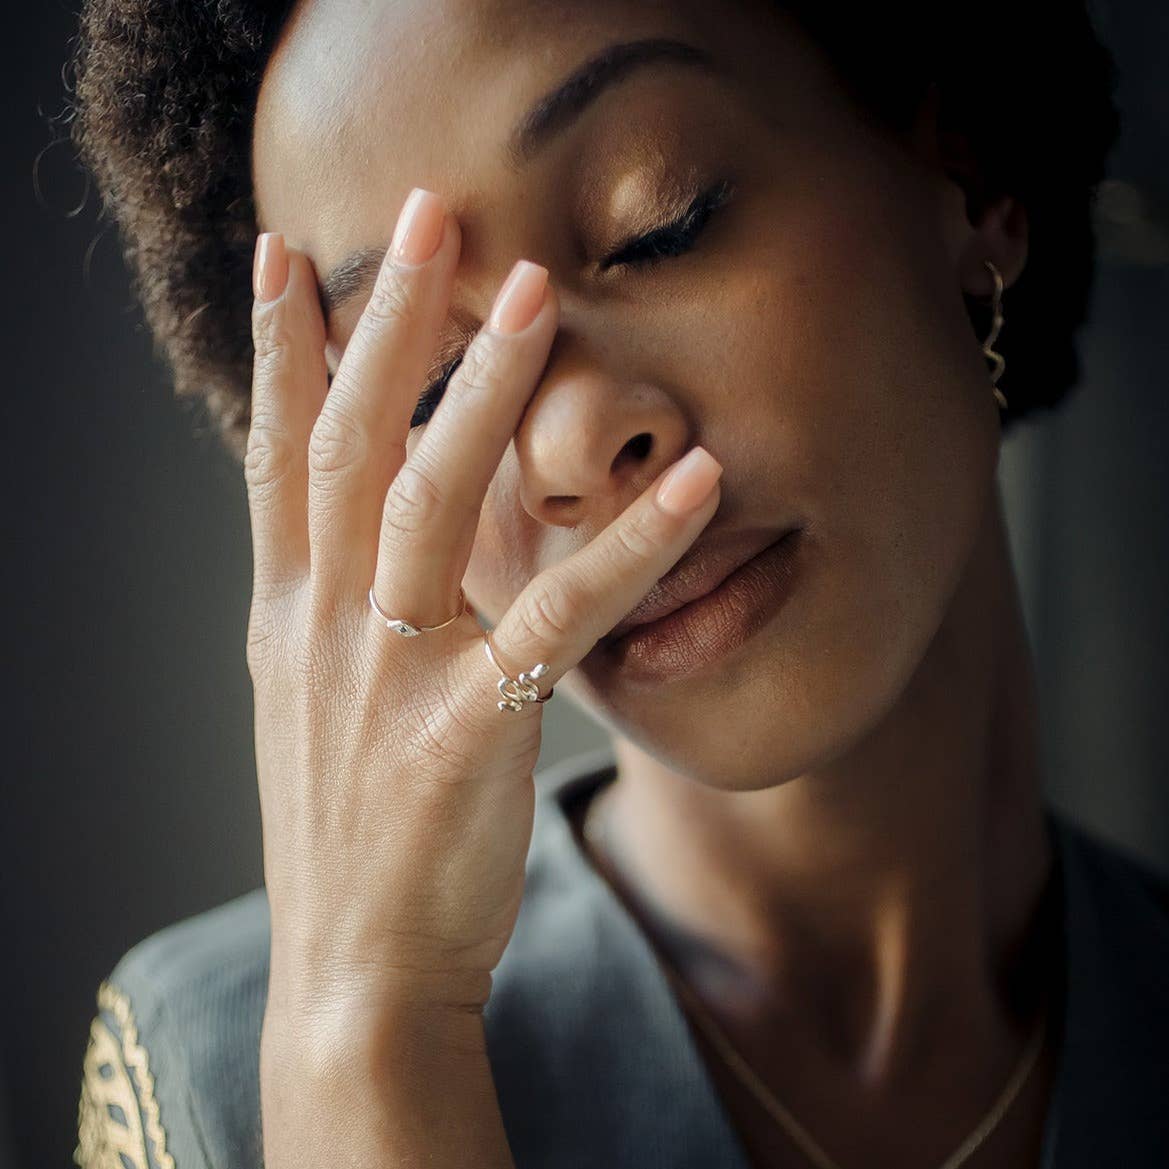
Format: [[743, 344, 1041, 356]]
[[267, 933, 495, 1020], [263, 978, 492, 1086], [263, 990, 488, 1066], [259, 996, 514, 1169]]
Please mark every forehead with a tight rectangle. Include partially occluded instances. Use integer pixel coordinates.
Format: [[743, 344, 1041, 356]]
[[259, 0, 677, 232], [251, 0, 786, 255]]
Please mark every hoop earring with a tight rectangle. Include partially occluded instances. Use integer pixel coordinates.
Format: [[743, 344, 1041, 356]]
[[982, 260, 1009, 410]]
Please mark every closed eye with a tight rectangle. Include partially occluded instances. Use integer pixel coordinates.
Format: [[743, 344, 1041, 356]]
[[407, 178, 735, 428], [599, 178, 735, 272]]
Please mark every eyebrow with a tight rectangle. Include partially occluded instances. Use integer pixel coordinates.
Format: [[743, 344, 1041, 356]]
[[319, 36, 720, 324]]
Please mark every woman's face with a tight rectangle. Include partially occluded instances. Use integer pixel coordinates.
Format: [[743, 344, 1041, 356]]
[[252, 0, 1009, 791]]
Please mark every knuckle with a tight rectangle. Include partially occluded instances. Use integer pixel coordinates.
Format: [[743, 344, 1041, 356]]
[[251, 300, 291, 362], [245, 616, 281, 681], [412, 703, 479, 777], [250, 308, 299, 402], [244, 414, 299, 494], [244, 629, 269, 682], [376, 659, 485, 780], [614, 511, 668, 564], [450, 337, 507, 401], [303, 581, 352, 643], [251, 555, 306, 610], [288, 636, 324, 697], [362, 269, 415, 328], [246, 598, 299, 683], [383, 461, 446, 536], [437, 664, 496, 743], [514, 574, 579, 643], [308, 405, 367, 478], [288, 607, 344, 695]]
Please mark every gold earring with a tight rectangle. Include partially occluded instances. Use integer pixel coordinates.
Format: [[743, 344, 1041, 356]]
[[982, 260, 1008, 410]]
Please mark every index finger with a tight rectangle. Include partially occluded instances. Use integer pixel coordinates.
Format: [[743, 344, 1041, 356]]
[[479, 447, 725, 704]]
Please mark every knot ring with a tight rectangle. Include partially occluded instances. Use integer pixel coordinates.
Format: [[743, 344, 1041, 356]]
[[483, 632, 554, 713]]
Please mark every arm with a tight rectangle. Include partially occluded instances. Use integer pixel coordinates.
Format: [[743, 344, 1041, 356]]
[[245, 198, 720, 1169], [260, 990, 516, 1169]]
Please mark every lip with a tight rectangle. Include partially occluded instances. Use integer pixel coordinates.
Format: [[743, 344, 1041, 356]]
[[595, 527, 802, 683]]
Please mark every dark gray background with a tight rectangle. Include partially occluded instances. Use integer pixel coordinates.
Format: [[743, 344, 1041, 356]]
[[2, 4, 1166, 1168]]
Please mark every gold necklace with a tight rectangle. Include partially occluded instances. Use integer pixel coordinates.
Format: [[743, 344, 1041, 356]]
[[580, 784, 1050, 1169]]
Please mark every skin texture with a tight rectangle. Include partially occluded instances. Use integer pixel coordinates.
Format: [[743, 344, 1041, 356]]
[[251, 0, 1057, 1165]]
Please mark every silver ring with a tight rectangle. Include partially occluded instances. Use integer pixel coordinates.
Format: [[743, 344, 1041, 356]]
[[368, 585, 466, 637], [483, 631, 554, 713]]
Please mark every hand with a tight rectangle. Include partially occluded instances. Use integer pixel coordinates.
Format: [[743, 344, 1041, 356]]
[[244, 188, 724, 1030]]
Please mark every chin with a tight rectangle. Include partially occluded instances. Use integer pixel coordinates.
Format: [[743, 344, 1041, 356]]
[[567, 563, 944, 795]]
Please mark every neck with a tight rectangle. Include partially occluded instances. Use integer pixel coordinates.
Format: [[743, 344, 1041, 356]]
[[596, 485, 1057, 1088]]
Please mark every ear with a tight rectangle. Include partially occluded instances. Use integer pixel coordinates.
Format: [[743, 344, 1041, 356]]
[[911, 83, 1030, 299]]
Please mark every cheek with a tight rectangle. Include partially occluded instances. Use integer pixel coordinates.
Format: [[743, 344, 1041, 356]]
[[704, 162, 999, 708], [461, 469, 537, 622], [750, 166, 995, 555]]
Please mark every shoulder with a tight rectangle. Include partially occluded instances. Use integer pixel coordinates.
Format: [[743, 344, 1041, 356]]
[[75, 888, 270, 1169], [1051, 805, 1169, 936], [70, 751, 610, 1169], [1049, 803, 1169, 1019], [1044, 808, 1169, 1161]]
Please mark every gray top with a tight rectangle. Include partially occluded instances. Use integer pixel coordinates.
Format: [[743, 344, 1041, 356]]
[[74, 746, 1169, 1169]]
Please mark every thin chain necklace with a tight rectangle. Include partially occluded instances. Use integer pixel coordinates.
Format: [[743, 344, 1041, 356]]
[[580, 783, 1050, 1169]]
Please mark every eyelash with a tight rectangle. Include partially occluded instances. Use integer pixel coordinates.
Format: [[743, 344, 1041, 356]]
[[599, 178, 735, 272], [408, 178, 735, 429]]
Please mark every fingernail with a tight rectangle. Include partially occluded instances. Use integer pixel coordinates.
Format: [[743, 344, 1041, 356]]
[[390, 188, 446, 266], [656, 447, 723, 516], [253, 233, 288, 303], [488, 260, 549, 335]]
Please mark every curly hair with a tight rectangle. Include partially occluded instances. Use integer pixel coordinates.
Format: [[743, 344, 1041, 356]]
[[67, 1, 1120, 463]]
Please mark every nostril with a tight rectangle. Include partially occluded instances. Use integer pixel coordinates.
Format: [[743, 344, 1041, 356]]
[[614, 432, 654, 471]]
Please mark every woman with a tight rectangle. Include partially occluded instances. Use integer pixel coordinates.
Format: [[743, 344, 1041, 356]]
[[69, 2, 1169, 1168]]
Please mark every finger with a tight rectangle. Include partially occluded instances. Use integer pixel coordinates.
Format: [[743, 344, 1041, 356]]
[[245, 235, 329, 600], [481, 447, 724, 702], [373, 262, 555, 628], [306, 189, 461, 598]]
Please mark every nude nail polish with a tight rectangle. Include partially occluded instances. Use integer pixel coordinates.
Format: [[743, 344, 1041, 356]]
[[656, 447, 723, 515], [488, 260, 549, 335], [390, 188, 446, 266]]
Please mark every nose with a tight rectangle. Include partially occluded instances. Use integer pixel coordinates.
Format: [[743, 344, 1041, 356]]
[[512, 329, 692, 529]]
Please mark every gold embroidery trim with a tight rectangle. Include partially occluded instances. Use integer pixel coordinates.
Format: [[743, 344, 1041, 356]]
[[75, 980, 176, 1169]]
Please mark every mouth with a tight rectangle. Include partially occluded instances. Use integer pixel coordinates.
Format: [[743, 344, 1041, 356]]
[[601, 525, 802, 650], [593, 526, 804, 682]]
